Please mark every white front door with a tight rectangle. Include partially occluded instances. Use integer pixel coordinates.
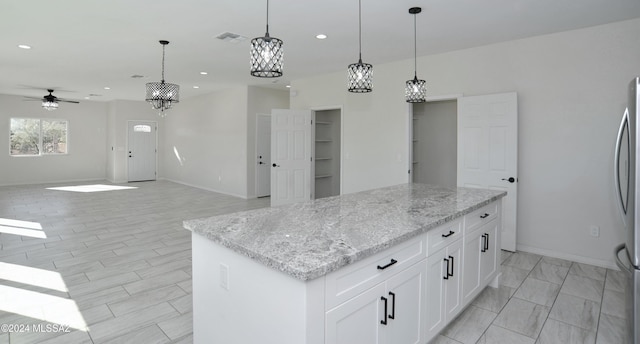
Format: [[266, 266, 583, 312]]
[[270, 109, 311, 207], [256, 114, 271, 197], [457, 92, 518, 251], [127, 121, 157, 182]]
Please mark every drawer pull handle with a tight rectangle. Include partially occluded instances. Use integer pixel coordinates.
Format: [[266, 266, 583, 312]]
[[380, 296, 388, 325], [443, 258, 450, 280], [377, 259, 398, 270], [480, 213, 490, 219], [441, 230, 455, 238], [388, 292, 396, 320]]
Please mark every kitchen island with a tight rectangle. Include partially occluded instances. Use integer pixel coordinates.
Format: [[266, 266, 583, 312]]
[[184, 183, 506, 344]]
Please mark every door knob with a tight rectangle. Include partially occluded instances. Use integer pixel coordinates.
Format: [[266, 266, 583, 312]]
[[272, 163, 280, 167], [501, 177, 516, 183]]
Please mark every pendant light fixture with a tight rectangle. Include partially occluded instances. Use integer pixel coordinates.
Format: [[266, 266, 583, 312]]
[[145, 40, 180, 117], [250, 0, 283, 78], [405, 7, 426, 103], [347, 0, 373, 93]]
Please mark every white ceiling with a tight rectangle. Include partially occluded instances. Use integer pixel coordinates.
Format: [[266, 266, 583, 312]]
[[2, 0, 640, 103]]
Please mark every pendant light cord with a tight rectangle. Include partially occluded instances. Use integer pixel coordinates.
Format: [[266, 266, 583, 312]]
[[266, 0, 270, 35], [413, 12, 417, 78], [161, 44, 166, 83], [358, 0, 362, 61]]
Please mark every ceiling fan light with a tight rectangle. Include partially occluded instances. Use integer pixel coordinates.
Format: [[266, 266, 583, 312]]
[[42, 100, 59, 111]]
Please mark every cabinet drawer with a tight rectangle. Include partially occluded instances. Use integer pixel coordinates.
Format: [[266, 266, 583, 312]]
[[464, 201, 498, 234], [426, 220, 462, 256], [325, 234, 426, 310]]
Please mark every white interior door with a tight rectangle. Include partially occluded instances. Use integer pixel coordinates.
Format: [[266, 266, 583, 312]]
[[256, 114, 271, 197], [457, 92, 518, 251], [127, 121, 157, 182], [270, 109, 311, 207]]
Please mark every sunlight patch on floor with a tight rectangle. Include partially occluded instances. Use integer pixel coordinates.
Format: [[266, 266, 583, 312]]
[[0, 218, 46, 239], [0, 285, 87, 331], [46, 184, 138, 193], [0, 262, 68, 292]]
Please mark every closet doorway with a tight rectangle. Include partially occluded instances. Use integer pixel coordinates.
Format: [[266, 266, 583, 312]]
[[411, 100, 457, 188], [312, 108, 342, 199]]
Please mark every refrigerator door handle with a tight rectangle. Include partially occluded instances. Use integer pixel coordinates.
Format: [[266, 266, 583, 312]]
[[615, 243, 632, 275], [614, 108, 630, 219]]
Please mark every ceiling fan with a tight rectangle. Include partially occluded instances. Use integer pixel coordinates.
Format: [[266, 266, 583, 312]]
[[24, 89, 80, 111]]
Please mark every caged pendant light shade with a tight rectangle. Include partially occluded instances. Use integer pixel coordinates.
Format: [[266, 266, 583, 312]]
[[250, 0, 284, 78], [347, 0, 373, 93], [405, 7, 426, 103], [145, 40, 180, 117]]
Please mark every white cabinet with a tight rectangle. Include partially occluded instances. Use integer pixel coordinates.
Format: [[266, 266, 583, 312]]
[[192, 199, 502, 344], [325, 283, 387, 344], [480, 219, 499, 287], [326, 261, 427, 344], [463, 215, 500, 305], [425, 238, 463, 341]]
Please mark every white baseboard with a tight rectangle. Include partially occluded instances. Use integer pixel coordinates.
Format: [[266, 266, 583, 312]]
[[516, 244, 618, 270], [0, 178, 105, 187], [160, 178, 249, 199]]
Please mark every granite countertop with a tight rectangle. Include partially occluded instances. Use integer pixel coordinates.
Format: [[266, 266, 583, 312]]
[[184, 183, 506, 281]]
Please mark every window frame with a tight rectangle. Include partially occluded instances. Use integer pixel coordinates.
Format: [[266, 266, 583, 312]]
[[9, 117, 69, 157]]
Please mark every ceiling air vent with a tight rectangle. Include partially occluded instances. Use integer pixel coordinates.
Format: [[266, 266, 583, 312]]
[[216, 32, 247, 43], [130, 75, 145, 79]]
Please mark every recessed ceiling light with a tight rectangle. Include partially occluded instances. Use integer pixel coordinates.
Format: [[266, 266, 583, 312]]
[[193, 86, 200, 89], [17, 44, 31, 49], [286, 85, 291, 88], [200, 71, 208, 75], [84, 97, 90, 100], [316, 34, 327, 40], [104, 87, 111, 90]]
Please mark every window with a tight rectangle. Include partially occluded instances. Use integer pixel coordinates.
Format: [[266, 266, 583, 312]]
[[133, 125, 152, 133], [10, 118, 68, 156]]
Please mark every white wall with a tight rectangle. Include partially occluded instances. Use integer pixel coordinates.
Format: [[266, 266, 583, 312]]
[[246, 86, 290, 198], [161, 87, 250, 198], [0, 94, 108, 185], [290, 18, 640, 268]]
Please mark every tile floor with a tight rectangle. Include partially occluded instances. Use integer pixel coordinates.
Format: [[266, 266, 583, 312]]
[[0, 180, 627, 343]]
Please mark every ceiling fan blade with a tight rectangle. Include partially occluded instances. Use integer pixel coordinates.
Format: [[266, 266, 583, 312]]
[[23, 96, 42, 100], [59, 99, 80, 104]]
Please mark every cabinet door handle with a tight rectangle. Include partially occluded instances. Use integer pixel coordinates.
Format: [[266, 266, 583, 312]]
[[485, 233, 490, 251], [481, 234, 487, 253], [443, 258, 450, 280], [441, 230, 455, 238], [377, 259, 398, 270], [480, 213, 490, 219], [448, 255, 454, 277], [380, 296, 388, 325], [388, 292, 396, 320]]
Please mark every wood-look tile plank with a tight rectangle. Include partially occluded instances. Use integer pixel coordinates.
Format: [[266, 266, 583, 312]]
[[87, 302, 179, 343], [101, 324, 171, 344], [107, 285, 187, 317]]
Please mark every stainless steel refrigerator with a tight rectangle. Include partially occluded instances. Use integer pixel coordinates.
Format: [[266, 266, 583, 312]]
[[614, 76, 640, 344]]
